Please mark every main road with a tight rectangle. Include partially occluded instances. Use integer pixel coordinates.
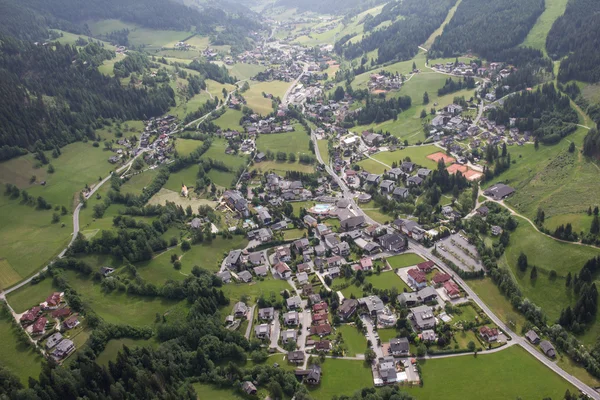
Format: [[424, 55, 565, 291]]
[[310, 129, 600, 399]]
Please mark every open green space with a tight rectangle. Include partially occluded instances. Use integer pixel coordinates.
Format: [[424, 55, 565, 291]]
[[283, 228, 306, 241], [222, 278, 291, 304], [0, 312, 43, 385], [6, 277, 57, 314], [338, 324, 368, 357], [212, 109, 245, 131], [317, 140, 330, 165], [171, 91, 212, 119], [226, 63, 267, 81], [244, 81, 291, 115], [192, 383, 245, 400], [341, 271, 411, 299], [96, 338, 158, 366], [520, 0, 569, 54], [378, 328, 402, 343], [386, 253, 426, 269], [307, 358, 372, 400], [358, 145, 442, 174], [407, 345, 575, 400], [256, 129, 311, 156], [252, 160, 316, 174], [121, 169, 160, 196]]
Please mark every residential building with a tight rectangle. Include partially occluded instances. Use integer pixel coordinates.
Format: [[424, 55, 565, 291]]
[[525, 330, 540, 344], [389, 338, 410, 356], [378, 233, 406, 252], [540, 340, 556, 358], [233, 302, 248, 317], [282, 329, 297, 344], [416, 286, 438, 303], [31, 317, 47, 335], [417, 260, 435, 273], [238, 270, 252, 283], [392, 187, 409, 200], [444, 281, 460, 298], [339, 298, 358, 320], [242, 382, 257, 396], [274, 262, 292, 279], [284, 311, 299, 325], [479, 326, 499, 342], [225, 250, 243, 270], [378, 356, 397, 384], [484, 183, 515, 200], [359, 295, 385, 317], [46, 332, 63, 349], [286, 296, 302, 309], [255, 324, 271, 339], [421, 329, 437, 342], [288, 350, 305, 364], [310, 323, 332, 336], [432, 273, 452, 286], [380, 180, 395, 194], [253, 265, 268, 277], [258, 307, 275, 321], [407, 269, 428, 289], [52, 338, 75, 359], [410, 305, 436, 330]]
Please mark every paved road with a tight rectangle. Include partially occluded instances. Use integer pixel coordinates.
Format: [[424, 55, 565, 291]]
[[282, 64, 308, 107], [245, 305, 256, 340], [361, 315, 383, 359], [0, 152, 145, 298]]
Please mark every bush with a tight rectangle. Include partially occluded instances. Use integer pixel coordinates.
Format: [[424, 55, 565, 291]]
[[181, 240, 191, 251]]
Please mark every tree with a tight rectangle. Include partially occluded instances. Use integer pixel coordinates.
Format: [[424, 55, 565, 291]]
[[412, 61, 417, 71], [181, 240, 191, 251], [132, 157, 144, 171], [288, 152, 296, 162], [530, 266, 538, 280], [420, 109, 427, 118], [568, 141, 576, 153], [47, 164, 55, 173], [518, 252, 528, 271], [173, 260, 182, 270], [535, 208, 545, 225], [334, 86, 345, 101], [467, 341, 476, 352], [365, 348, 377, 363], [416, 344, 427, 357], [591, 214, 600, 235], [423, 92, 429, 105], [51, 213, 60, 223]]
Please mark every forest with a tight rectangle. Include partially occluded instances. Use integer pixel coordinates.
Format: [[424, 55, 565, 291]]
[[429, 0, 544, 59], [344, 95, 412, 126], [487, 84, 578, 144], [0, 35, 175, 156], [335, 0, 455, 63], [546, 0, 600, 83], [276, 0, 385, 15], [437, 77, 475, 96]]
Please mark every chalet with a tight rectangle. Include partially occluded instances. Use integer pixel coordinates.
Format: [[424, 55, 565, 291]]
[[238, 270, 252, 283], [407, 176, 423, 186], [312, 302, 328, 313], [274, 262, 292, 279], [378, 356, 397, 384], [407, 269, 428, 289], [417, 260, 435, 273], [410, 305, 436, 330], [397, 292, 420, 307], [305, 365, 322, 385], [479, 326, 499, 342], [63, 315, 79, 330], [258, 208, 272, 225], [20, 306, 41, 325], [242, 382, 257, 396], [401, 162, 415, 173], [476, 205, 489, 217], [223, 190, 249, 217], [310, 323, 332, 337], [366, 174, 381, 185], [217, 270, 232, 283], [491, 225, 503, 236], [416, 286, 438, 303], [253, 265, 268, 277], [284, 311, 299, 325], [297, 272, 309, 285], [417, 168, 431, 179], [340, 215, 366, 231], [540, 340, 556, 358], [387, 168, 405, 180], [225, 250, 243, 270], [389, 337, 410, 356], [45, 292, 62, 309], [359, 257, 373, 271], [444, 281, 460, 298], [288, 350, 305, 364], [421, 329, 438, 342], [432, 273, 452, 286], [233, 302, 248, 317], [282, 329, 297, 344], [255, 324, 271, 339], [248, 251, 265, 266], [339, 298, 358, 320], [31, 317, 47, 335], [304, 214, 318, 227], [359, 295, 385, 317], [258, 307, 275, 321], [335, 242, 350, 256], [297, 261, 313, 273], [293, 238, 310, 252], [315, 340, 331, 352], [286, 296, 302, 309], [52, 339, 75, 359], [525, 330, 540, 344], [51, 308, 71, 320], [312, 312, 328, 324]]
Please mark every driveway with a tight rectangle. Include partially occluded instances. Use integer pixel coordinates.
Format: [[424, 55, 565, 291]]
[[361, 315, 383, 359]]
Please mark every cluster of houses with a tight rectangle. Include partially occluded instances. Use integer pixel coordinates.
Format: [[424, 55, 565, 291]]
[[19, 292, 79, 361], [368, 73, 403, 92]]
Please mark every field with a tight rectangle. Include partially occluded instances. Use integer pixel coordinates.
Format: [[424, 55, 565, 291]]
[[307, 358, 372, 400], [61, 270, 188, 327], [386, 253, 426, 269], [226, 63, 267, 81], [406, 346, 575, 400], [338, 324, 368, 356], [192, 383, 245, 400], [135, 235, 248, 284], [251, 160, 316, 174], [86, 19, 135, 35], [121, 169, 160, 197], [96, 338, 158, 366], [148, 188, 218, 210], [212, 109, 245, 131], [175, 138, 204, 157], [171, 91, 212, 119], [256, 130, 311, 156], [0, 312, 43, 384], [222, 278, 291, 304], [317, 140, 330, 165], [358, 145, 441, 174], [244, 81, 291, 115], [6, 277, 58, 313], [341, 271, 411, 299], [520, 0, 569, 54], [98, 53, 127, 76]]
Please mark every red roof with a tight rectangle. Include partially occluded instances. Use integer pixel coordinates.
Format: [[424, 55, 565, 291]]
[[312, 302, 328, 312], [360, 258, 373, 269], [432, 273, 452, 284], [443, 281, 460, 296], [32, 317, 47, 333], [312, 313, 328, 323], [417, 260, 435, 272], [311, 324, 332, 336], [407, 268, 427, 283], [63, 315, 79, 329], [315, 340, 331, 350], [275, 262, 291, 274], [479, 326, 498, 338], [20, 306, 41, 323], [52, 308, 72, 319], [46, 292, 61, 306]]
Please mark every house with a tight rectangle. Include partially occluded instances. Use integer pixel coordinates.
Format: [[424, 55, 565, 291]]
[[421, 329, 437, 342], [223, 190, 249, 217], [378, 233, 406, 252], [410, 305, 436, 330], [248, 228, 273, 243], [380, 180, 395, 194], [407, 269, 428, 289], [312, 302, 328, 313], [389, 337, 410, 356], [315, 340, 331, 352], [238, 270, 252, 283], [258, 307, 275, 320], [366, 174, 381, 186], [297, 272, 309, 285], [444, 281, 460, 298], [476, 205, 489, 217], [45, 292, 62, 309], [360, 257, 373, 270], [284, 311, 299, 325], [304, 214, 318, 227], [309, 294, 322, 305], [255, 152, 266, 162], [282, 329, 298, 344], [335, 242, 350, 256], [31, 317, 47, 335], [288, 350, 305, 364], [255, 324, 271, 339], [417, 260, 435, 273], [339, 298, 358, 320], [525, 329, 540, 344], [287, 296, 302, 309], [100, 266, 115, 276], [46, 332, 63, 349], [432, 273, 452, 286], [416, 286, 438, 303], [407, 176, 423, 186], [326, 255, 344, 268], [401, 162, 415, 173], [340, 215, 366, 231], [360, 295, 385, 317], [397, 292, 420, 307], [387, 168, 405, 180], [297, 261, 313, 273], [217, 270, 232, 283], [378, 356, 397, 384], [225, 250, 243, 270], [540, 340, 556, 358], [312, 312, 328, 324], [242, 381, 257, 395], [274, 246, 292, 263], [20, 306, 41, 325], [363, 132, 383, 146], [51, 308, 72, 320], [310, 323, 332, 336], [274, 262, 292, 279], [305, 365, 322, 385], [314, 243, 326, 256], [392, 187, 409, 200], [52, 339, 75, 359], [484, 183, 515, 200], [491, 225, 503, 236], [253, 265, 268, 277], [63, 315, 79, 330], [233, 302, 248, 317], [479, 326, 499, 342], [293, 238, 310, 252], [417, 168, 431, 179]]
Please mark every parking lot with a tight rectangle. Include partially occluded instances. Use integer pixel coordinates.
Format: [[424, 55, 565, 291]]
[[438, 233, 483, 272]]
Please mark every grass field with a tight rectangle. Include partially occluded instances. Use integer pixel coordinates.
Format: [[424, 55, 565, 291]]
[[317, 140, 330, 165], [338, 324, 368, 356], [307, 358, 372, 400], [171, 91, 212, 119], [0, 312, 43, 384], [96, 338, 158, 366], [423, 0, 462, 49], [386, 253, 426, 269], [226, 63, 267, 81], [192, 383, 245, 400], [148, 188, 218, 210], [175, 139, 204, 157], [212, 109, 245, 131], [244, 81, 291, 115], [256, 130, 311, 156], [86, 19, 135, 35], [406, 345, 575, 400], [520, 0, 569, 54], [98, 53, 127, 76], [6, 277, 57, 313], [358, 145, 441, 174], [222, 278, 291, 304], [341, 271, 412, 298], [62, 270, 187, 327], [121, 169, 160, 197]]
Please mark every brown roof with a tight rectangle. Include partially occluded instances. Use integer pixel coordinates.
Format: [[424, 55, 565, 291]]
[[432, 273, 452, 284], [417, 260, 435, 272], [32, 317, 47, 333], [407, 268, 427, 283], [310, 324, 332, 336]]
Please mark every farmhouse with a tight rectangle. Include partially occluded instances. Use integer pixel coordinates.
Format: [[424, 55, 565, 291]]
[[484, 183, 515, 200], [540, 340, 556, 358]]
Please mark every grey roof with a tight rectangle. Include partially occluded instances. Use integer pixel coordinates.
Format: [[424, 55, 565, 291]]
[[284, 311, 299, 324], [258, 307, 275, 319], [540, 340, 556, 356], [46, 332, 63, 349], [287, 296, 302, 308], [225, 249, 242, 266], [484, 183, 515, 200], [360, 295, 385, 314], [233, 301, 248, 315], [248, 252, 264, 265], [525, 329, 540, 342], [282, 329, 297, 341], [238, 270, 252, 282], [390, 337, 409, 353], [417, 286, 438, 301], [393, 187, 409, 197], [407, 175, 423, 185], [217, 270, 231, 282], [398, 292, 419, 305], [253, 265, 268, 276], [297, 272, 309, 284]]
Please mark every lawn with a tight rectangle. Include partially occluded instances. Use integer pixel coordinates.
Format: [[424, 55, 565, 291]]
[[386, 253, 426, 269], [406, 345, 575, 400], [203, 139, 249, 172], [121, 169, 160, 196], [147, 188, 218, 211], [256, 130, 311, 156], [251, 160, 316, 174], [136, 235, 248, 284], [6, 277, 58, 313], [283, 228, 306, 240], [212, 109, 245, 131], [378, 328, 402, 343], [341, 272, 411, 298], [244, 81, 291, 115], [192, 383, 245, 400], [61, 270, 188, 327], [358, 145, 442, 174], [307, 358, 373, 400], [0, 312, 43, 385], [317, 140, 330, 165], [222, 278, 291, 304], [520, 0, 569, 54], [338, 324, 368, 356], [96, 338, 158, 366], [226, 63, 267, 81], [207, 169, 237, 188]]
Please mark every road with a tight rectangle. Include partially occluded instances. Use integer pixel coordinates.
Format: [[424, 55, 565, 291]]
[[361, 315, 383, 359], [0, 152, 145, 298], [245, 305, 256, 340], [282, 63, 309, 107]]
